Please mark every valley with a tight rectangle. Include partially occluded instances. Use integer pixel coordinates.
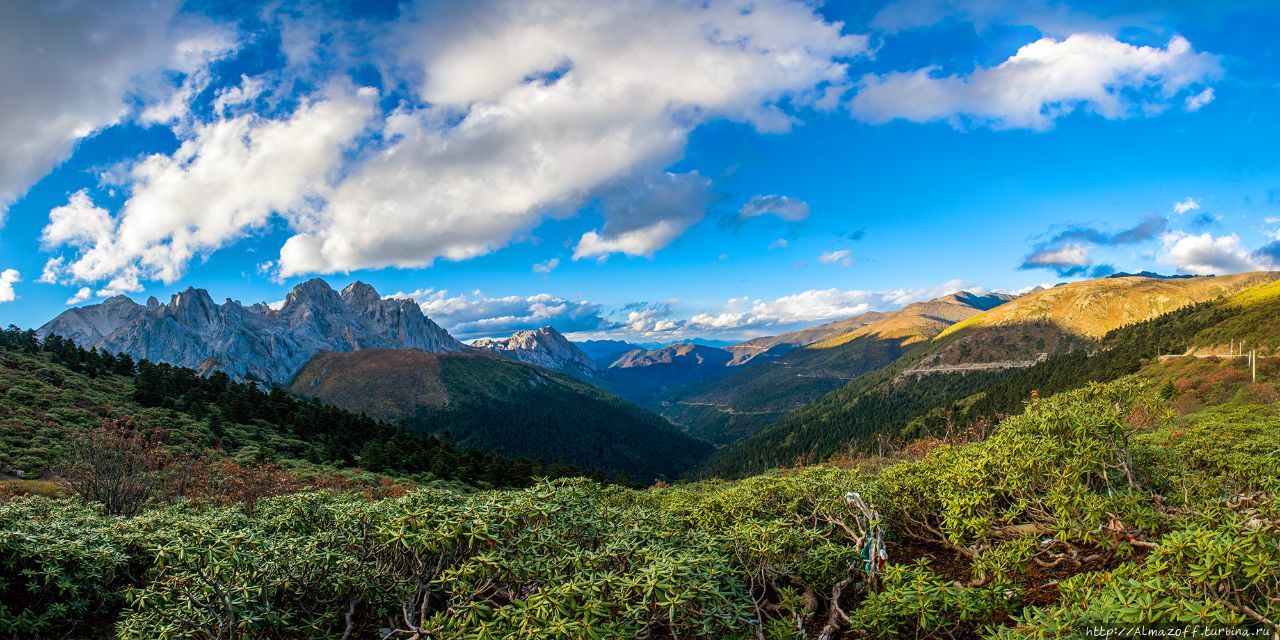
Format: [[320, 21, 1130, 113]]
[[4, 1, 1278, 637], [7, 272, 1280, 639]]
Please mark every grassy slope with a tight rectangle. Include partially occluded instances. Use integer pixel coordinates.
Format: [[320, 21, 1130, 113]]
[[15, 374, 1280, 638], [702, 274, 1280, 478], [659, 294, 1004, 445], [290, 349, 713, 483]]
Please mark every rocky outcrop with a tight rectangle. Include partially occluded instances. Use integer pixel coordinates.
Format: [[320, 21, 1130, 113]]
[[472, 326, 596, 375], [38, 279, 463, 383]]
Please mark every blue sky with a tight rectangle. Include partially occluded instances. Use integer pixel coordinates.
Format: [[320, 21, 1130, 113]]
[[1, 0, 1278, 341]]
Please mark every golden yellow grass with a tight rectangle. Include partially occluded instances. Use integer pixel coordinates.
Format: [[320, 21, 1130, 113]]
[[937, 272, 1280, 341]]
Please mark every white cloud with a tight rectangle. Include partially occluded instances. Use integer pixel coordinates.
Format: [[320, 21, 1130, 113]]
[[619, 303, 682, 334], [0, 269, 19, 303], [850, 34, 1220, 130], [818, 249, 854, 267], [532, 258, 560, 273], [880, 278, 987, 306], [139, 31, 240, 126], [40, 84, 378, 291], [687, 289, 876, 332], [1184, 87, 1214, 112], [1158, 231, 1264, 275], [213, 75, 266, 116], [572, 172, 711, 261], [385, 288, 611, 339], [278, 0, 868, 275], [1022, 243, 1092, 268], [1265, 217, 1280, 225], [739, 194, 811, 222], [66, 287, 93, 305], [769, 238, 790, 250], [0, 1, 208, 222], [1172, 197, 1201, 215]]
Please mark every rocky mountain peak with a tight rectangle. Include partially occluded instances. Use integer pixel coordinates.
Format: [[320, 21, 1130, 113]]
[[473, 325, 595, 375], [39, 278, 464, 384], [340, 281, 381, 305], [284, 278, 344, 310]]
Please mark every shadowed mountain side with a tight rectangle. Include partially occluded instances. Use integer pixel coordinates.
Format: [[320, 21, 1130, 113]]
[[575, 339, 644, 368], [595, 343, 739, 406], [289, 349, 713, 482]]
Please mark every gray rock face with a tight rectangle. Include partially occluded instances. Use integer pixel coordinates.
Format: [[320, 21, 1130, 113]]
[[37, 279, 463, 384], [473, 326, 596, 375]]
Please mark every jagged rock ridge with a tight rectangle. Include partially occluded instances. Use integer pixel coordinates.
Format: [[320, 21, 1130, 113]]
[[472, 326, 596, 375], [38, 279, 463, 383]]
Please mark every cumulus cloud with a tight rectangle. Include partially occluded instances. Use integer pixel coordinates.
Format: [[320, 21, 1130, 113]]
[[0, 269, 19, 303], [880, 279, 988, 306], [1173, 198, 1200, 215], [0, 1, 190, 222], [1185, 87, 1214, 111], [818, 249, 854, 267], [276, 0, 868, 275], [1255, 240, 1280, 267], [850, 34, 1220, 130], [66, 287, 93, 305], [615, 302, 682, 334], [687, 289, 876, 333], [573, 172, 712, 261], [679, 281, 981, 336], [1019, 214, 1166, 276], [386, 288, 612, 339], [769, 238, 790, 250], [532, 258, 560, 273], [738, 194, 811, 222], [40, 84, 378, 293], [393, 278, 996, 341], [1158, 231, 1266, 275]]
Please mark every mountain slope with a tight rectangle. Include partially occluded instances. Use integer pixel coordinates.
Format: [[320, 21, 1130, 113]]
[[0, 328, 580, 489], [595, 343, 738, 406], [661, 292, 1011, 444], [289, 349, 713, 481], [921, 272, 1280, 369], [700, 272, 1280, 477], [38, 280, 462, 383], [472, 326, 596, 376], [575, 339, 643, 367], [722, 311, 891, 366]]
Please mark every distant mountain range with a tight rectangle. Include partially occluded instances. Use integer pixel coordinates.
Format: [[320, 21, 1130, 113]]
[[38, 279, 461, 384], [36, 270, 1280, 481], [660, 291, 1014, 443], [700, 270, 1280, 477]]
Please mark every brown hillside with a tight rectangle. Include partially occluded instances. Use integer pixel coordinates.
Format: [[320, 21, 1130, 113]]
[[290, 349, 451, 420], [924, 272, 1280, 367], [724, 311, 891, 365]]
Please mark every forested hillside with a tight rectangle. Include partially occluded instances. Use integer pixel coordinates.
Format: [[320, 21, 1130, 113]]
[[290, 349, 713, 482], [0, 327, 588, 492], [702, 278, 1280, 477]]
